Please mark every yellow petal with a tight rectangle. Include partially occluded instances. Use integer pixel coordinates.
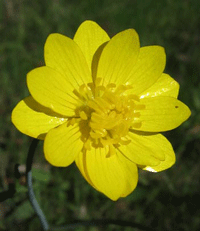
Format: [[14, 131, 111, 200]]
[[118, 131, 166, 166], [139, 73, 180, 99], [127, 46, 166, 95], [96, 29, 140, 86], [116, 151, 138, 197], [139, 135, 176, 172], [75, 151, 98, 190], [76, 149, 138, 200], [44, 122, 83, 167], [135, 96, 191, 132], [27, 66, 79, 116], [74, 20, 110, 71], [82, 146, 131, 200], [87, 147, 127, 201], [44, 33, 91, 88], [11, 96, 67, 139]]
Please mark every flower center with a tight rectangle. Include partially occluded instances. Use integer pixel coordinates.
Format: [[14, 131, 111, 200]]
[[68, 79, 145, 156]]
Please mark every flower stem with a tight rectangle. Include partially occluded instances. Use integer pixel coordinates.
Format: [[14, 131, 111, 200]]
[[26, 139, 49, 231]]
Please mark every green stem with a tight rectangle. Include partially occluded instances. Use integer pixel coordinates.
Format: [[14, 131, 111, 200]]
[[26, 139, 49, 231]]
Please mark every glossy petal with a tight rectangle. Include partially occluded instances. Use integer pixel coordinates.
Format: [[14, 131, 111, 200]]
[[127, 46, 166, 95], [11, 96, 67, 139], [139, 73, 180, 99], [135, 96, 191, 132], [27, 66, 79, 116], [96, 29, 140, 86], [44, 122, 83, 167], [75, 151, 98, 190], [118, 131, 166, 166], [76, 149, 138, 200], [80, 146, 138, 200], [86, 146, 126, 200], [44, 33, 91, 88], [74, 20, 110, 71], [116, 151, 138, 197], [139, 135, 176, 172]]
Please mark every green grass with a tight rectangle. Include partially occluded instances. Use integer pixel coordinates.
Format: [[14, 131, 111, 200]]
[[0, 0, 200, 230]]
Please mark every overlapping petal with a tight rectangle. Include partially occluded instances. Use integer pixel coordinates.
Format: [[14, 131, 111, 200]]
[[86, 146, 126, 200], [27, 66, 79, 116], [76, 146, 138, 201], [11, 96, 67, 139], [139, 73, 180, 99], [96, 29, 140, 86], [74, 20, 110, 71], [116, 151, 138, 197], [44, 33, 91, 88], [141, 150, 175, 172], [44, 122, 83, 167], [119, 132, 175, 173], [139, 135, 176, 172], [118, 131, 167, 166], [135, 96, 191, 132], [75, 151, 98, 190], [126, 46, 166, 95]]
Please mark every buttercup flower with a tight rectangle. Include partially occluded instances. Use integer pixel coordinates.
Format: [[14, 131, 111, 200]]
[[12, 20, 191, 200]]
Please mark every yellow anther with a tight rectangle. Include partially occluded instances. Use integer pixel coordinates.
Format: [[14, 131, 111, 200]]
[[90, 131, 102, 139], [129, 94, 140, 101], [106, 145, 116, 158], [67, 118, 77, 126], [79, 84, 86, 93], [95, 86, 105, 98], [80, 111, 88, 120], [119, 138, 131, 145], [131, 122, 142, 128], [115, 85, 127, 94]]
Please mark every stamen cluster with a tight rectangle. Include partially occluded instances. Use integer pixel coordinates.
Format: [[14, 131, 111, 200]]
[[69, 79, 145, 155]]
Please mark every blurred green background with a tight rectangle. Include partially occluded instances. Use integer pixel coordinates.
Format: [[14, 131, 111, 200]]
[[0, 0, 200, 230]]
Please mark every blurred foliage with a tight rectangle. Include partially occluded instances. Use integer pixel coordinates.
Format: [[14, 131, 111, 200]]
[[0, 0, 200, 230]]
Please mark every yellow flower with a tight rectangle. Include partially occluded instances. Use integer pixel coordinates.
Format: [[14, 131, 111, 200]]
[[12, 20, 191, 200]]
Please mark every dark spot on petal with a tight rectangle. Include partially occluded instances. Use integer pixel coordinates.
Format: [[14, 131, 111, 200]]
[[175, 106, 179, 108]]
